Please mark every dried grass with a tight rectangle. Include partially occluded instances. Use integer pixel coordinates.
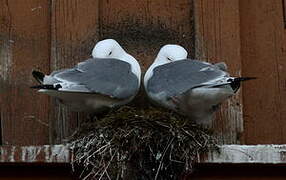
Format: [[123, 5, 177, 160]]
[[69, 106, 217, 180]]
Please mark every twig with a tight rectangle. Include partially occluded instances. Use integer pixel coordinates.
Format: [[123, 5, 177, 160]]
[[182, 128, 203, 147], [155, 137, 175, 180], [98, 150, 118, 180]]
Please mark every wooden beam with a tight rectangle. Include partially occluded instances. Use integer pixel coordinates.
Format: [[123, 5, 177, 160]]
[[1, 144, 286, 164]]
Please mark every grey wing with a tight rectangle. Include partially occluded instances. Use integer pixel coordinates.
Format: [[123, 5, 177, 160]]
[[147, 59, 228, 97], [52, 58, 139, 99], [50, 68, 70, 76], [41, 68, 69, 85]]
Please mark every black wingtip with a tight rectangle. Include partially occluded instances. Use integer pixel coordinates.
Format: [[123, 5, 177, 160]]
[[235, 77, 257, 81], [32, 70, 45, 84], [30, 85, 42, 89], [30, 84, 62, 90], [230, 77, 257, 92]]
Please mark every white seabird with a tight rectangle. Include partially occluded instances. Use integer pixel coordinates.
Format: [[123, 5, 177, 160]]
[[144, 44, 255, 126], [31, 39, 141, 112]]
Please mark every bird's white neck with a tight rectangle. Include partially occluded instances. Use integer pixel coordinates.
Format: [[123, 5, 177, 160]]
[[144, 56, 167, 89], [118, 53, 141, 85]]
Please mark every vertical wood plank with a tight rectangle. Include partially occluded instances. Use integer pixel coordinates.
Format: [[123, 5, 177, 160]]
[[240, 0, 286, 144], [50, 0, 99, 143], [194, 0, 243, 143], [0, 0, 51, 145]]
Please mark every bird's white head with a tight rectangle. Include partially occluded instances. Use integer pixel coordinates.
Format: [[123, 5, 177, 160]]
[[92, 39, 126, 59], [92, 39, 141, 85], [155, 44, 188, 65], [144, 44, 188, 88]]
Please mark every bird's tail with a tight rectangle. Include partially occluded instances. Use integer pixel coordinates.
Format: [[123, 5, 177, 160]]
[[31, 70, 62, 90], [213, 77, 256, 92], [32, 70, 45, 84]]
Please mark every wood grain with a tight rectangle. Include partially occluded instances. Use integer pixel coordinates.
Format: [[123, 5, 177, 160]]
[[0, 145, 69, 163], [283, 0, 286, 28], [0, 0, 285, 148], [240, 0, 286, 144], [0, 0, 51, 145], [50, 0, 99, 143], [194, 0, 243, 144]]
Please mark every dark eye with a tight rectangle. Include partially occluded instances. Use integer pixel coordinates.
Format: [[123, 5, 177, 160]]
[[109, 51, 112, 56], [167, 57, 172, 61]]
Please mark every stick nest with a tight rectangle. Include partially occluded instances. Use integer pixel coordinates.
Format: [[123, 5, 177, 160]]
[[69, 106, 218, 180]]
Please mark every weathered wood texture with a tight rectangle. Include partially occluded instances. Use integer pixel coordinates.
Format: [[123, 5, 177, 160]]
[[0, 145, 69, 163], [0, 0, 51, 145], [200, 144, 286, 164], [240, 0, 286, 144], [0, 0, 100, 145], [194, 0, 244, 144], [0, 0, 285, 148], [2, 144, 286, 164], [0, 0, 194, 145]]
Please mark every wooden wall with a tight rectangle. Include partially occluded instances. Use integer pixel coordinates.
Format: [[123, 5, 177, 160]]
[[194, 0, 286, 144], [1, 0, 286, 179], [0, 0, 285, 146], [0, 0, 195, 145], [240, 0, 286, 144]]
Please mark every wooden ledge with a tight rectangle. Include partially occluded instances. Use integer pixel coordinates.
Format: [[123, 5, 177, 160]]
[[1, 144, 286, 164], [199, 144, 286, 164], [0, 145, 70, 163]]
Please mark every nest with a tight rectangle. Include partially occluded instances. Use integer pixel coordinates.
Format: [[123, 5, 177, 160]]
[[69, 106, 217, 180]]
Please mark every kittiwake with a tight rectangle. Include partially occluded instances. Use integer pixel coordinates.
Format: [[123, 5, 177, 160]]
[[144, 44, 255, 126], [31, 39, 141, 112]]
